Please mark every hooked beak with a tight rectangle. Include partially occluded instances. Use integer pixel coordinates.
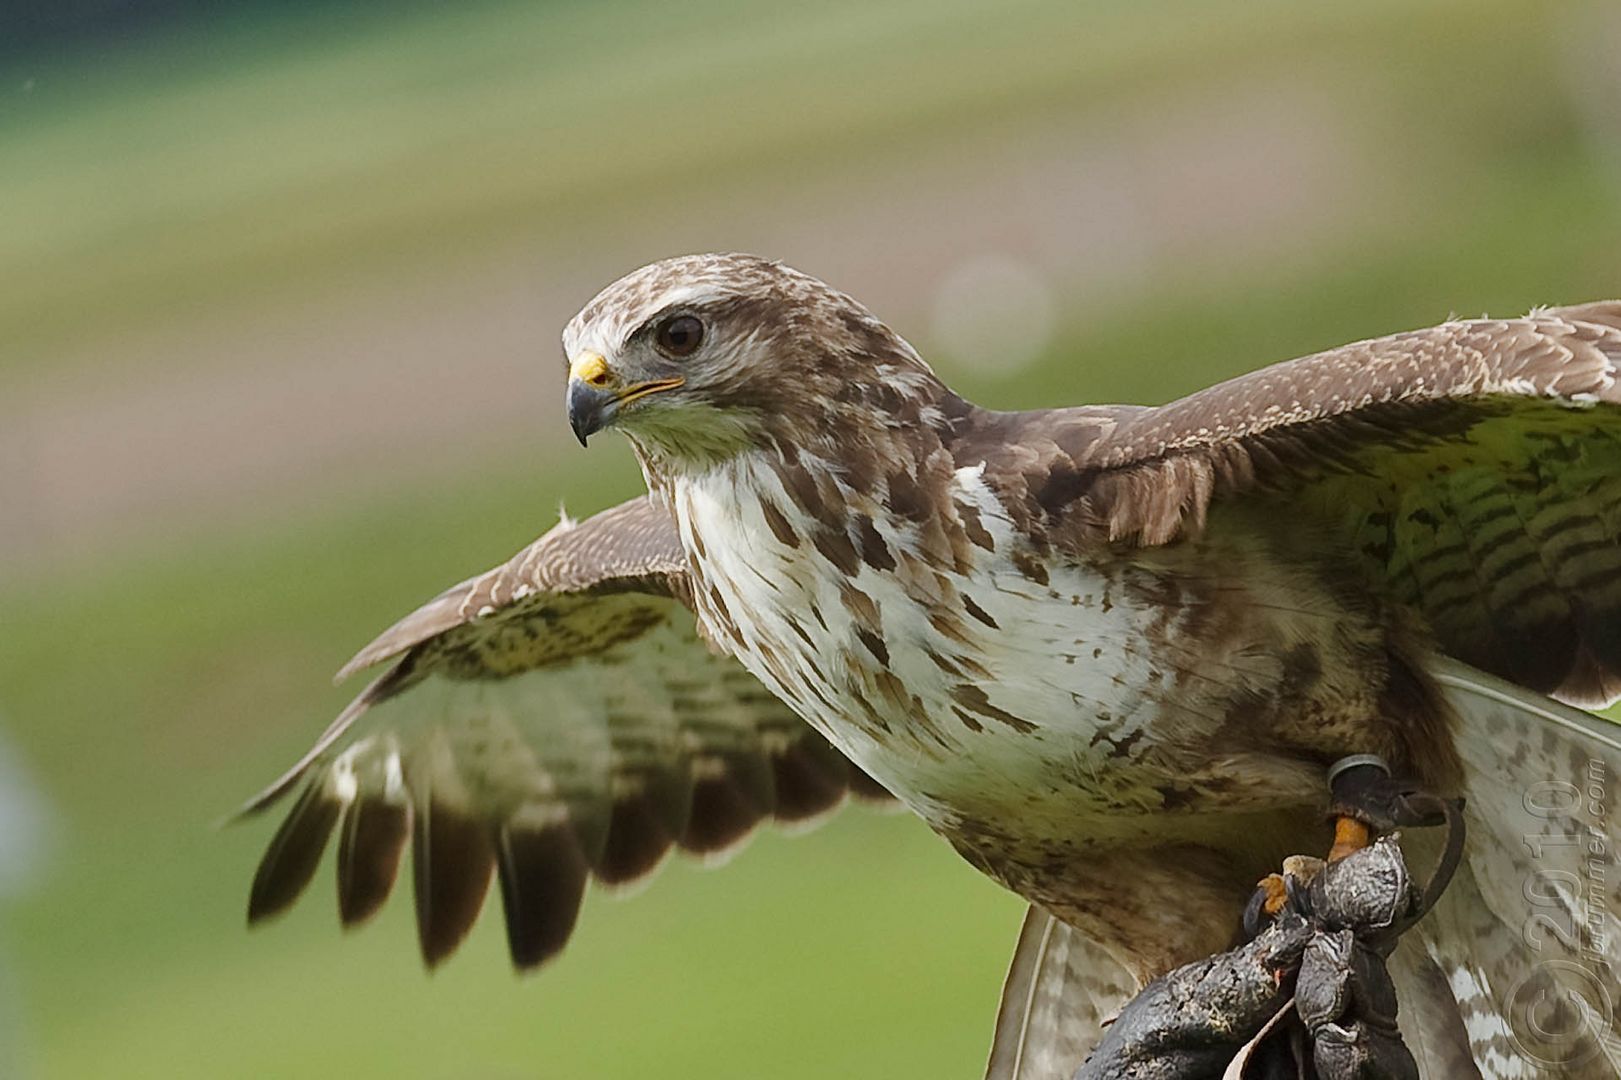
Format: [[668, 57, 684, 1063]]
[[566, 379, 618, 447], [565, 352, 683, 446]]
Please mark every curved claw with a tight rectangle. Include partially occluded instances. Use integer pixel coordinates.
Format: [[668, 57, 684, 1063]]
[[1242, 878, 1276, 941]]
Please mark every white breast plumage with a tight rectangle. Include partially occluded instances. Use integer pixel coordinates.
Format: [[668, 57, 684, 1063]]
[[666, 453, 1232, 841]]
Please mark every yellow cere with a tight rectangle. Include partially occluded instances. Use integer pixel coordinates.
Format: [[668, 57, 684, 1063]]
[[569, 351, 611, 386]]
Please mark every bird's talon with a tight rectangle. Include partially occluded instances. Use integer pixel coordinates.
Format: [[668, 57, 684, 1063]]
[[1288, 856, 1327, 917], [1284, 869, 1314, 919], [1244, 873, 1290, 938], [1281, 854, 1326, 883], [1259, 872, 1290, 917]]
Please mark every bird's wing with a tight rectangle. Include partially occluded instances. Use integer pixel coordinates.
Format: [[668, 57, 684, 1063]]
[[971, 302, 1621, 706], [983, 906, 1136, 1080], [239, 494, 890, 970]]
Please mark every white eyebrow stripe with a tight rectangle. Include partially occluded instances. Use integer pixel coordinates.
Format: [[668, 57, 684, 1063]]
[[643, 283, 733, 312], [568, 284, 739, 358]]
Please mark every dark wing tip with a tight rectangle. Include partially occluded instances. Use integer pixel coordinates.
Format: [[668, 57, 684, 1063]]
[[678, 773, 767, 857], [412, 801, 496, 968], [247, 784, 342, 925], [595, 792, 678, 888], [769, 737, 852, 823], [336, 796, 410, 928], [246, 748, 895, 972], [494, 825, 590, 971]]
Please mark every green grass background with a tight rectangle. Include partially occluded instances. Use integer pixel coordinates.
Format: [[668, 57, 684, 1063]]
[[3, 0, 1621, 1076]]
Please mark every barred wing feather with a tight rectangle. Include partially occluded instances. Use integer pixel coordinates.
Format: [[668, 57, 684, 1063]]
[[1073, 301, 1621, 707], [239, 495, 888, 970]]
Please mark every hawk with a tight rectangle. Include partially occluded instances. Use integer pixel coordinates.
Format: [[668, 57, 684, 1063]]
[[242, 254, 1621, 1079]]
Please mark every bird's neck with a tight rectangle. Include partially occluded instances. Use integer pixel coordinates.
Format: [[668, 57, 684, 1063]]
[[654, 387, 1027, 779], [654, 383, 986, 640]]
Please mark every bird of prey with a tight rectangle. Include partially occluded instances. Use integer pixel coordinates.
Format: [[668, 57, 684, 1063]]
[[242, 254, 1621, 1079]]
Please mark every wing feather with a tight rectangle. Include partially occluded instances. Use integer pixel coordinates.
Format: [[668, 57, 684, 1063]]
[[247, 779, 343, 924], [240, 495, 889, 970], [412, 791, 496, 967], [963, 302, 1621, 705], [335, 793, 408, 927], [984, 906, 1136, 1080], [493, 822, 589, 971]]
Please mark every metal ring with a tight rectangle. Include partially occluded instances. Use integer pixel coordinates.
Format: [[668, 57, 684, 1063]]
[[1326, 753, 1391, 787]]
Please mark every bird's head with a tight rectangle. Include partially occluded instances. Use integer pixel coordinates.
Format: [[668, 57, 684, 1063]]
[[561, 253, 945, 474]]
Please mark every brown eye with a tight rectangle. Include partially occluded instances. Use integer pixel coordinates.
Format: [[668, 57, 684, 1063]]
[[654, 314, 704, 358]]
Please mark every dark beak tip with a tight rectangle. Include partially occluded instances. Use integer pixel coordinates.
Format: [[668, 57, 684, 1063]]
[[565, 379, 608, 447]]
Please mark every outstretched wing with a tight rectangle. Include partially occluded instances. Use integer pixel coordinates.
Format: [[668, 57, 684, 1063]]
[[973, 301, 1621, 706], [240, 495, 889, 970], [983, 906, 1135, 1080]]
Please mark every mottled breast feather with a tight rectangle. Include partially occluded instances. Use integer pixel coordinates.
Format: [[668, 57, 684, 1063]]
[[239, 495, 889, 972], [955, 302, 1621, 706]]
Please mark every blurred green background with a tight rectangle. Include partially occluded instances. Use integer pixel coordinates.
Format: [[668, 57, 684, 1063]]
[[3, 0, 1621, 1076]]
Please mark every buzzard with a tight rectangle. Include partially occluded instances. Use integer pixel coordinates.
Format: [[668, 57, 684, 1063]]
[[242, 254, 1621, 1079]]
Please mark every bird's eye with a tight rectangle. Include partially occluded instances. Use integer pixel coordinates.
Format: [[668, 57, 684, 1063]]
[[654, 315, 704, 358]]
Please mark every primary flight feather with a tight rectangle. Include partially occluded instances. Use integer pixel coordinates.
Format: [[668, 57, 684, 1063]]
[[243, 255, 1621, 1079]]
